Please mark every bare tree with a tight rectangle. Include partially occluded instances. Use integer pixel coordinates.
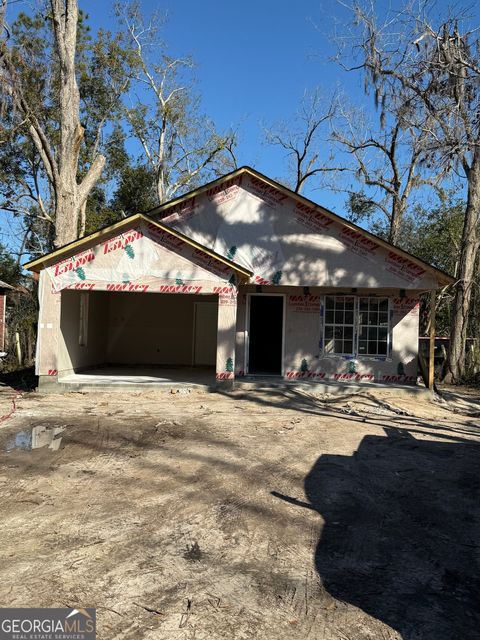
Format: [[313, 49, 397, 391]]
[[118, 2, 237, 205], [343, 2, 480, 383], [265, 90, 341, 193], [0, 0, 107, 247], [332, 104, 437, 244]]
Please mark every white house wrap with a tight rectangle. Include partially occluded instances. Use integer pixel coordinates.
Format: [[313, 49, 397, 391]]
[[26, 167, 452, 390]]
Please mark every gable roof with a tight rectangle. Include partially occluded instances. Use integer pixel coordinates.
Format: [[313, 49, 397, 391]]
[[146, 166, 455, 287], [23, 213, 253, 280]]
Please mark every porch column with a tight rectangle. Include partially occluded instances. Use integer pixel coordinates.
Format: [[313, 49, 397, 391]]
[[428, 289, 436, 391], [36, 271, 62, 384], [215, 289, 238, 388]]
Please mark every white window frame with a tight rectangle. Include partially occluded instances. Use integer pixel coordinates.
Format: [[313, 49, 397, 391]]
[[323, 295, 356, 356], [357, 296, 391, 357], [322, 295, 391, 359]]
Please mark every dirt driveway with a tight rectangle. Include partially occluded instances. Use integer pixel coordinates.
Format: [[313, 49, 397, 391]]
[[0, 385, 479, 639]]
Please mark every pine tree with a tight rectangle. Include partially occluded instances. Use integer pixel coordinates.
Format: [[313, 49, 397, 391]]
[[300, 358, 309, 372], [75, 267, 86, 281], [226, 357, 234, 373]]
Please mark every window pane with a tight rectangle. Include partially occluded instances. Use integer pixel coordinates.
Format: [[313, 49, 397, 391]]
[[368, 341, 377, 354], [378, 342, 387, 355], [379, 312, 388, 326], [344, 340, 353, 354], [345, 311, 354, 325], [325, 309, 334, 324], [358, 340, 367, 354], [334, 326, 343, 339], [326, 296, 335, 310], [370, 299, 379, 310], [335, 298, 345, 310], [379, 327, 388, 342], [344, 326, 353, 340], [344, 297, 355, 310], [360, 298, 368, 311], [368, 327, 377, 340], [368, 312, 378, 326], [325, 326, 333, 340], [335, 340, 343, 353], [359, 326, 368, 340], [335, 310, 344, 324], [379, 298, 388, 311]]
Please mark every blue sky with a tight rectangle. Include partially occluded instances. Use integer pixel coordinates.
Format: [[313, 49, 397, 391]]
[[2, 0, 477, 251], [105, 0, 359, 208]]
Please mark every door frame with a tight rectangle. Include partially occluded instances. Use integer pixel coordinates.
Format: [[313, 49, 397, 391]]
[[245, 292, 286, 376], [192, 300, 218, 366]]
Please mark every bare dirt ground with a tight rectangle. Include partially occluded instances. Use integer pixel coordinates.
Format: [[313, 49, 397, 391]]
[[0, 383, 479, 640]]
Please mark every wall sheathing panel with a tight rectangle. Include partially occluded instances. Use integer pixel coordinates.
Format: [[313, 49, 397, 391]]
[[38, 221, 239, 383], [237, 286, 420, 384], [163, 174, 438, 290], [58, 290, 109, 376], [36, 270, 62, 377]]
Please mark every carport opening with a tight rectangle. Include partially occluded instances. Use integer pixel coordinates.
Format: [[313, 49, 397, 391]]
[[59, 290, 218, 384]]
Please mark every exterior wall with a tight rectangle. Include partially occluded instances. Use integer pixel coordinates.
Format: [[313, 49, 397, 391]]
[[164, 173, 439, 291], [37, 220, 240, 386], [216, 289, 237, 383], [36, 271, 62, 377], [236, 285, 420, 384], [58, 291, 109, 376]]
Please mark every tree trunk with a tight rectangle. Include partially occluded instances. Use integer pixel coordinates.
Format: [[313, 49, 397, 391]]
[[388, 199, 402, 245], [51, 0, 105, 248], [443, 154, 480, 383]]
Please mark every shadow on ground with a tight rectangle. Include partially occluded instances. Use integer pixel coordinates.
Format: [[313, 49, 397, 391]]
[[274, 426, 480, 639], [0, 366, 37, 391]]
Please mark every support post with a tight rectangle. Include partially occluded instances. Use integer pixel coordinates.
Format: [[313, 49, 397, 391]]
[[36, 271, 62, 388], [428, 289, 436, 390], [215, 289, 238, 389]]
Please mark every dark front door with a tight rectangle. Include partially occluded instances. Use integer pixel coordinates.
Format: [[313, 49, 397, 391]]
[[248, 295, 283, 375]]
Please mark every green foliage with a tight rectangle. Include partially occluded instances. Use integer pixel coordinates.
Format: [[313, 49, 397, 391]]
[[0, 245, 21, 286], [300, 358, 309, 372], [394, 198, 471, 338], [398, 200, 465, 275], [110, 164, 157, 217], [347, 192, 377, 223], [225, 357, 234, 373]]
